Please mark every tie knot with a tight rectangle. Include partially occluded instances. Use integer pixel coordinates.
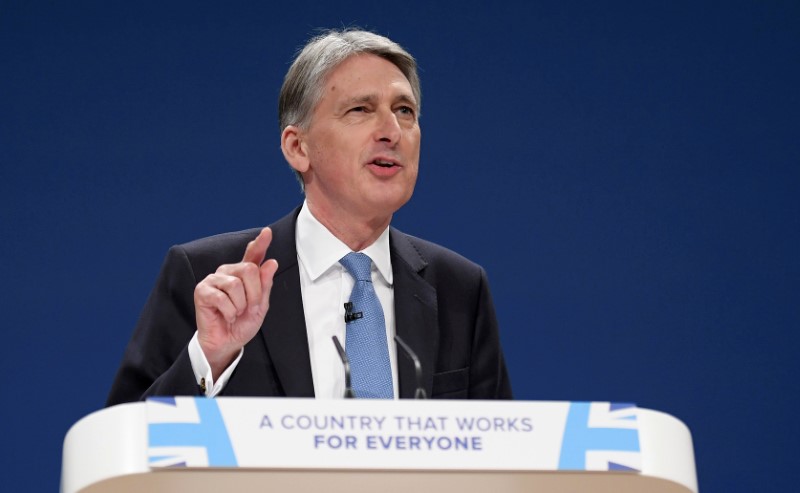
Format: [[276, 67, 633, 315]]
[[340, 252, 373, 282]]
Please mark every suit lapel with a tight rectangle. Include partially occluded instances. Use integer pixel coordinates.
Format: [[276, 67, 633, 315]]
[[252, 212, 438, 399], [390, 229, 438, 399], [259, 208, 315, 397]]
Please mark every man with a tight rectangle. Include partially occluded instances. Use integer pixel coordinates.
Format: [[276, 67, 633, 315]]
[[107, 29, 511, 405]]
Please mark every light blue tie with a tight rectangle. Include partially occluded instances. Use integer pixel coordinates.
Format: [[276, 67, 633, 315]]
[[339, 252, 394, 399]]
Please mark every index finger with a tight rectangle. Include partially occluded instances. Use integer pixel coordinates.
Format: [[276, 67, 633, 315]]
[[242, 227, 272, 265]]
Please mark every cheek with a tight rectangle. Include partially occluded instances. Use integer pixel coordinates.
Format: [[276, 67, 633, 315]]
[[406, 134, 421, 162], [308, 144, 339, 174]]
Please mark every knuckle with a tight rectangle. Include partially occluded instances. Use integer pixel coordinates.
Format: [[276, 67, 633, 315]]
[[200, 272, 217, 284], [195, 276, 216, 297], [220, 276, 241, 291], [211, 290, 229, 306], [241, 262, 258, 277]]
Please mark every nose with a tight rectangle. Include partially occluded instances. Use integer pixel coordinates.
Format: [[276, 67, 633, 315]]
[[374, 109, 401, 146]]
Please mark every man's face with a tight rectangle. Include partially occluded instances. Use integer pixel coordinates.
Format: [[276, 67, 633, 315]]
[[299, 53, 420, 226]]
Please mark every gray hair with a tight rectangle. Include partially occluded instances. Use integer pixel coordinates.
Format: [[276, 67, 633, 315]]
[[279, 29, 421, 188]]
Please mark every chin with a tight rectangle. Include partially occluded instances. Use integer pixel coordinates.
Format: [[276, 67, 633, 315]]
[[384, 189, 415, 210]]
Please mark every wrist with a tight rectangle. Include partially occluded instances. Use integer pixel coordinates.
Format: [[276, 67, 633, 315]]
[[199, 340, 241, 379]]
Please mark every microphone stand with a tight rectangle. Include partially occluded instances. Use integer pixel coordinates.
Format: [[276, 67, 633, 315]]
[[395, 334, 428, 399], [331, 336, 356, 398]]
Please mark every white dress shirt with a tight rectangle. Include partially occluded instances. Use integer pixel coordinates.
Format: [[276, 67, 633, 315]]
[[188, 202, 398, 398]]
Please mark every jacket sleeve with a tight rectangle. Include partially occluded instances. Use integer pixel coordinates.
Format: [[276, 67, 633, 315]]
[[469, 266, 513, 399], [106, 245, 202, 406]]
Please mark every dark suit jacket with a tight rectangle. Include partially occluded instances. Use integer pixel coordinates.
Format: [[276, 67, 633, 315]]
[[107, 208, 512, 405]]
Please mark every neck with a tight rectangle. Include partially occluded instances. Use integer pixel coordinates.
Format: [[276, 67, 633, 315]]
[[306, 200, 391, 252]]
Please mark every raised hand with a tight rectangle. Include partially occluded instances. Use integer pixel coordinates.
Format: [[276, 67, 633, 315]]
[[194, 227, 279, 378]]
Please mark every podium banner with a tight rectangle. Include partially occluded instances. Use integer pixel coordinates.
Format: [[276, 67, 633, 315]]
[[146, 397, 640, 472]]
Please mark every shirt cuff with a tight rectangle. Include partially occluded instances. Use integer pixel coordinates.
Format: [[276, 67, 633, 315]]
[[188, 332, 244, 397]]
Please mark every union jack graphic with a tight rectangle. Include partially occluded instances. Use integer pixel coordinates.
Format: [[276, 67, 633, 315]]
[[558, 402, 640, 471], [147, 397, 237, 467]]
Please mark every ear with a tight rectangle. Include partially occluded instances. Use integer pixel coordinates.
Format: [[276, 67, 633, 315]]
[[281, 125, 310, 174]]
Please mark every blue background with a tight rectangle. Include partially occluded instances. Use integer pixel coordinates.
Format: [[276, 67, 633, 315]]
[[2, 1, 798, 491]]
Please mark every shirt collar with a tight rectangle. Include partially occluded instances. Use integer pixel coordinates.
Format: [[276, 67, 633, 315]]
[[296, 201, 393, 284]]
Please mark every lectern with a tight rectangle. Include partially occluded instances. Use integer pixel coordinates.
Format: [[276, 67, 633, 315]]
[[62, 398, 697, 492]]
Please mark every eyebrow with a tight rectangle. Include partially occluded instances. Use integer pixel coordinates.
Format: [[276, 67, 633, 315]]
[[393, 94, 418, 108], [338, 93, 418, 111], [340, 94, 376, 108]]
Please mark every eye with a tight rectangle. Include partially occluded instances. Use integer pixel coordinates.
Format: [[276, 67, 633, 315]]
[[348, 106, 367, 113], [396, 106, 416, 117]]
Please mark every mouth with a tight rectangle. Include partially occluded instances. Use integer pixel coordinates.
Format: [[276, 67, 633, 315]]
[[370, 158, 399, 168], [367, 157, 403, 177]]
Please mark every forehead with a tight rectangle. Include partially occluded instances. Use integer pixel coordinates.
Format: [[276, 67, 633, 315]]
[[321, 53, 414, 100]]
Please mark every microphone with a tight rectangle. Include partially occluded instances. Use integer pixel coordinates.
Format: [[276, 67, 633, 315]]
[[332, 336, 356, 398], [394, 335, 427, 399]]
